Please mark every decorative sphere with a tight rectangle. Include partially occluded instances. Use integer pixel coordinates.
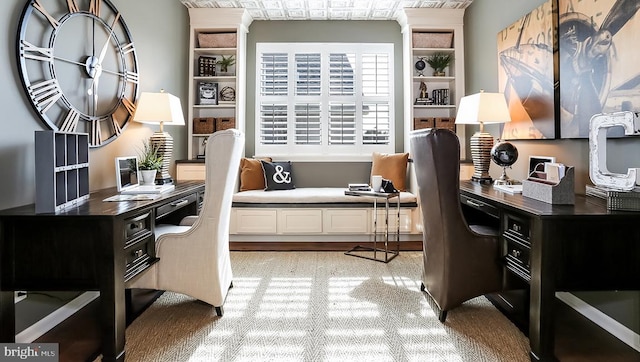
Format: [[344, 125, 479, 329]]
[[490, 141, 518, 167], [415, 59, 426, 71]]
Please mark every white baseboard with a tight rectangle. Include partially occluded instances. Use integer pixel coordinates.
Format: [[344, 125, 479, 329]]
[[16, 291, 100, 343], [556, 292, 640, 352]]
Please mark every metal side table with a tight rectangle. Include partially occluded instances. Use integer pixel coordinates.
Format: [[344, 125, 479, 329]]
[[344, 190, 400, 263]]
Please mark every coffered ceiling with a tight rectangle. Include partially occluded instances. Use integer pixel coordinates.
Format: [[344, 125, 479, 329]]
[[179, 0, 474, 20]]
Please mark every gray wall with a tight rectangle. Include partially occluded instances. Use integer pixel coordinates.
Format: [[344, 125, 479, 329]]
[[0, 0, 189, 210], [465, 0, 639, 335]]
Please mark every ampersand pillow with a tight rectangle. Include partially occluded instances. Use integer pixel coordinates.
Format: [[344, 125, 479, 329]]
[[261, 161, 295, 191]]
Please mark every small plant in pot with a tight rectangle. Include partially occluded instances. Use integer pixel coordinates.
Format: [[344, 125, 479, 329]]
[[425, 53, 452, 76], [137, 141, 163, 185], [217, 54, 235, 75]]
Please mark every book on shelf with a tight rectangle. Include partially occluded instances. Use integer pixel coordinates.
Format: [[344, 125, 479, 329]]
[[585, 184, 640, 211]]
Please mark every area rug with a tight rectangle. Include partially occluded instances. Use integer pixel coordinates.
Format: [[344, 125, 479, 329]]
[[123, 251, 530, 361]]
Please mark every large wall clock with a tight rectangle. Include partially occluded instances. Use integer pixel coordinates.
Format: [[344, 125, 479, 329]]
[[17, 0, 139, 147]]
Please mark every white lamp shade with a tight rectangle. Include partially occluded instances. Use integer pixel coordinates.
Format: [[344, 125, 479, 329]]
[[455, 91, 511, 125], [133, 92, 185, 126]]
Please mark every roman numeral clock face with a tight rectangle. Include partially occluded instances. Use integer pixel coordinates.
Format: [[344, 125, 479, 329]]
[[17, 0, 139, 147]]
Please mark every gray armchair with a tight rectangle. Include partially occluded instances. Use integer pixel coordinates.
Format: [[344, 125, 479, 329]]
[[409, 128, 502, 322]]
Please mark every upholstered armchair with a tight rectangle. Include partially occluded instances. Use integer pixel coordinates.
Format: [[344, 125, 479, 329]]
[[129, 129, 244, 316], [409, 128, 502, 322]]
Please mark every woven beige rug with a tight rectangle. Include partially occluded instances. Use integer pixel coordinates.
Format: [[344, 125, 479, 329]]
[[123, 251, 530, 361]]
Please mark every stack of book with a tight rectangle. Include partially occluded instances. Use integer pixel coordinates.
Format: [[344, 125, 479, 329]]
[[585, 184, 640, 211], [348, 183, 370, 191]]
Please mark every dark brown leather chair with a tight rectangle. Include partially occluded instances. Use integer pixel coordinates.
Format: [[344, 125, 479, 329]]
[[409, 128, 503, 322]]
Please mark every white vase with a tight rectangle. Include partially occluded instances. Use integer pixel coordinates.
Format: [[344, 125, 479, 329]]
[[140, 170, 157, 185]]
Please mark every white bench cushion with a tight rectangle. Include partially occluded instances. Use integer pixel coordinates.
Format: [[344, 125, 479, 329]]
[[232, 187, 417, 204]]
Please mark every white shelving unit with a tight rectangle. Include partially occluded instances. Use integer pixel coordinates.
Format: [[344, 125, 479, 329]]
[[398, 8, 466, 158], [183, 8, 252, 175]]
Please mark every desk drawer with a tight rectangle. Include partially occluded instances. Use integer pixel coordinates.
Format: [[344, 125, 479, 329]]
[[460, 194, 499, 218], [124, 237, 157, 281], [504, 236, 531, 282], [124, 212, 152, 247], [503, 213, 530, 242], [156, 193, 197, 219]]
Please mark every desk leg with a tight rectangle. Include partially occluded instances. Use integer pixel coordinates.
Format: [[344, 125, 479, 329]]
[[529, 220, 557, 361], [98, 226, 126, 362], [0, 291, 15, 342]]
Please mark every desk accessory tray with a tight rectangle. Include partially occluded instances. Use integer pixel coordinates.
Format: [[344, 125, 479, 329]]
[[522, 167, 575, 205], [586, 184, 640, 211]]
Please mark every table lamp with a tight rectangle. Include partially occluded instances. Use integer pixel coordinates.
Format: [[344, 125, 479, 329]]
[[455, 91, 511, 183], [133, 90, 185, 184]]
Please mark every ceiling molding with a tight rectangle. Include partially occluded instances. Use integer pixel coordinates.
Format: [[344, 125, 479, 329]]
[[179, 0, 474, 20]]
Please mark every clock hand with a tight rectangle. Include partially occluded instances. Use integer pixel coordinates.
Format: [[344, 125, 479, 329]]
[[54, 56, 126, 78], [88, 12, 120, 96]]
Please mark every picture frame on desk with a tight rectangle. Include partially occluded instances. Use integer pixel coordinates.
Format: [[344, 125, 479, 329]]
[[198, 82, 218, 105]]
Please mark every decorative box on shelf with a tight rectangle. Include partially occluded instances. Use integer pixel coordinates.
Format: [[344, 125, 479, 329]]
[[197, 32, 236, 48], [198, 56, 217, 76], [198, 82, 218, 105], [193, 117, 215, 134], [412, 32, 453, 48]]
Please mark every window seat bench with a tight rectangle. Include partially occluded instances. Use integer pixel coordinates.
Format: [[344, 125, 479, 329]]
[[229, 188, 423, 251]]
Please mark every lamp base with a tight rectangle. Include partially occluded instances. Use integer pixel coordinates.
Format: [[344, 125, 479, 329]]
[[470, 131, 494, 184], [149, 131, 174, 185]]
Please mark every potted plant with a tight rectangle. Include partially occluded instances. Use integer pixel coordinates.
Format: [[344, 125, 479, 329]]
[[137, 141, 163, 185], [217, 54, 235, 75], [425, 53, 452, 76]]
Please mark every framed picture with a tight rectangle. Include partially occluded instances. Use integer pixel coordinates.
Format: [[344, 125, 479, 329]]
[[558, 0, 640, 138], [497, 0, 557, 140], [528, 155, 556, 175], [198, 82, 218, 105]]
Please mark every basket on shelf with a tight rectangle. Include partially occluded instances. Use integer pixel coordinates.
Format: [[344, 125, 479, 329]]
[[197, 33, 236, 48], [193, 117, 215, 134], [412, 32, 453, 48], [216, 117, 236, 131], [435, 117, 456, 131], [414, 118, 435, 130]]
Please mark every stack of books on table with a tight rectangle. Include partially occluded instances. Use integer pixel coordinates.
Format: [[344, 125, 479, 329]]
[[585, 184, 640, 211], [348, 183, 371, 191]]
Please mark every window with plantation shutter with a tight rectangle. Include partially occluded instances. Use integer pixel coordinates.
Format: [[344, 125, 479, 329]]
[[256, 43, 394, 159]]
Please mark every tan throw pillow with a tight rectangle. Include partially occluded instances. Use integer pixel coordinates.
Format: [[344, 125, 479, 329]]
[[371, 152, 409, 191], [239, 157, 272, 191]]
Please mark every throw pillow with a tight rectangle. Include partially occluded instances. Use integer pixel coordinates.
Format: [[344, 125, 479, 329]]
[[239, 157, 272, 191], [261, 161, 295, 191], [371, 152, 409, 191]]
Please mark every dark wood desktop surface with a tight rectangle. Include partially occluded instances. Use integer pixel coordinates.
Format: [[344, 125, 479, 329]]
[[459, 180, 640, 361], [0, 181, 204, 362]]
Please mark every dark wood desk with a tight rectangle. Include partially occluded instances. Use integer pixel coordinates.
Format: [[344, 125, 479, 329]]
[[459, 181, 640, 361], [0, 181, 204, 362]]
